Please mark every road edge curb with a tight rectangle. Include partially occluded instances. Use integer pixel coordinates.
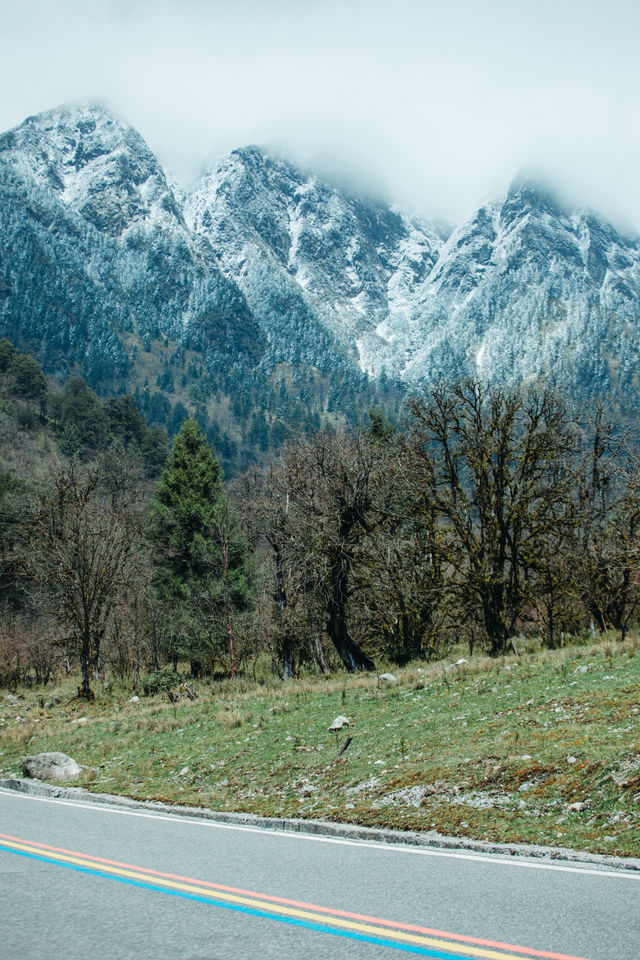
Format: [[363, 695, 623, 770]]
[[2, 776, 639, 873]]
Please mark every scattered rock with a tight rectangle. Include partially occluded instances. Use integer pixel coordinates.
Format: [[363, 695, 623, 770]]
[[378, 673, 396, 683], [573, 665, 589, 675], [344, 776, 381, 796], [518, 779, 539, 792], [567, 801, 589, 812], [179, 766, 190, 776], [567, 756, 577, 764], [611, 755, 640, 787], [22, 752, 82, 782], [380, 783, 438, 807], [71, 717, 87, 725], [329, 715, 350, 731]]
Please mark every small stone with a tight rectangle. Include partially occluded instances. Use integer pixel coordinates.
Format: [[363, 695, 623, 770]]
[[452, 658, 468, 667], [567, 756, 577, 764], [71, 717, 87, 725], [179, 766, 190, 776], [567, 801, 588, 811], [329, 715, 350, 731], [378, 673, 396, 683], [128, 695, 140, 703]]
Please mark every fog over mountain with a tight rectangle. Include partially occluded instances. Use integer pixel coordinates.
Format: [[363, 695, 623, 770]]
[[2, 1, 640, 230], [2, 102, 640, 468]]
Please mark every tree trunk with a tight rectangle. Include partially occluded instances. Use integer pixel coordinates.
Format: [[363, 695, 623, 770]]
[[282, 639, 294, 679], [80, 618, 92, 700], [326, 558, 374, 672], [221, 529, 236, 678]]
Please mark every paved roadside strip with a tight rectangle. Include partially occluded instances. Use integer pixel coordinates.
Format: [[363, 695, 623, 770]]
[[2, 777, 639, 875]]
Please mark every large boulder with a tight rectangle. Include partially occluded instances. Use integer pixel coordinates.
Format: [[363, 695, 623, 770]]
[[22, 752, 82, 781]]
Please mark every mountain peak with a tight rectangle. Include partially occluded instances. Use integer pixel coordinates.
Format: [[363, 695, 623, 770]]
[[0, 101, 183, 237], [9, 101, 146, 156], [501, 171, 565, 224]]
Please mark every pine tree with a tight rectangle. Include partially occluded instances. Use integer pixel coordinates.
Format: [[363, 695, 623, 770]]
[[148, 420, 251, 675]]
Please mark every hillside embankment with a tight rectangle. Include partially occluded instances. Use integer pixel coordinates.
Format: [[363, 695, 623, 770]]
[[1, 638, 638, 859]]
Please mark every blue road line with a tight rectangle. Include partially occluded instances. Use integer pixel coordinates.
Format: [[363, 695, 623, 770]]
[[0, 843, 483, 959]]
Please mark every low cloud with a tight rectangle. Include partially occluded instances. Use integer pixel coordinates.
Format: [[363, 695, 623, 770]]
[[1, 0, 638, 228]]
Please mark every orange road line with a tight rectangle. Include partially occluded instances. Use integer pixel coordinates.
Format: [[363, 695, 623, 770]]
[[0, 832, 591, 960]]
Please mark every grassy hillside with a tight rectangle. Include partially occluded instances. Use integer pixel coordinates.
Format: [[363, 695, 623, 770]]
[[2, 637, 639, 859]]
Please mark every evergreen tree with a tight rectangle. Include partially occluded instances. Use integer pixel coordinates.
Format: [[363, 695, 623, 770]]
[[148, 420, 252, 675], [60, 377, 109, 450]]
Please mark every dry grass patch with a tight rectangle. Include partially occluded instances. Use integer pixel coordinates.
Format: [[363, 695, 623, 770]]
[[1, 637, 639, 857]]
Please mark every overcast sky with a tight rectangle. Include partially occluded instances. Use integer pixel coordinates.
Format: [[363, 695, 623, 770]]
[[1, 0, 639, 228]]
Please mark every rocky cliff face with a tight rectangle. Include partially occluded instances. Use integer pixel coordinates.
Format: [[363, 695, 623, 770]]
[[393, 179, 640, 400], [185, 146, 442, 373], [2, 104, 184, 236], [186, 148, 640, 405], [0, 104, 261, 389], [2, 102, 640, 462]]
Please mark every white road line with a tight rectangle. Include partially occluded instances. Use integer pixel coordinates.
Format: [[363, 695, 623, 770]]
[[1, 787, 638, 881]]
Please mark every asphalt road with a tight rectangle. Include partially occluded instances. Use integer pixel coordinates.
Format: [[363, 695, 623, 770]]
[[1, 787, 638, 960]]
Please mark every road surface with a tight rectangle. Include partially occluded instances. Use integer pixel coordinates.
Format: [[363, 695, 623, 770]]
[[1, 786, 638, 959]]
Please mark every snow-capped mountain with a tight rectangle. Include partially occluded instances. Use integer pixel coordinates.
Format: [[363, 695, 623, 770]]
[[2, 102, 640, 464], [393, 178, 640, 395], [185, 146, 442, 373], [187, 150, 640, 399], [2, 104, 184, 236], [0, 104, 261, 386]]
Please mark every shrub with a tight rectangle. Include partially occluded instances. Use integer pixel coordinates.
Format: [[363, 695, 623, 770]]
[[141, 666, 178, 695]]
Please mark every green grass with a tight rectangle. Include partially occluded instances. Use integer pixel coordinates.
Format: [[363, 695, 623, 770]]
[[1, 639, 639, 859]]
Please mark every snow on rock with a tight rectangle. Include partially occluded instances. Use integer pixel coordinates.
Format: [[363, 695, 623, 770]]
[[3, 104, 640, 412]]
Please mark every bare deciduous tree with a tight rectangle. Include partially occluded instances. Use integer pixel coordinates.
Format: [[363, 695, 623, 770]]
[[27, 457, 147, 698]]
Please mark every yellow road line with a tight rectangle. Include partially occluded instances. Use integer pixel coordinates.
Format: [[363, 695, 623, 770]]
[[0, 836, 564, 960]]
